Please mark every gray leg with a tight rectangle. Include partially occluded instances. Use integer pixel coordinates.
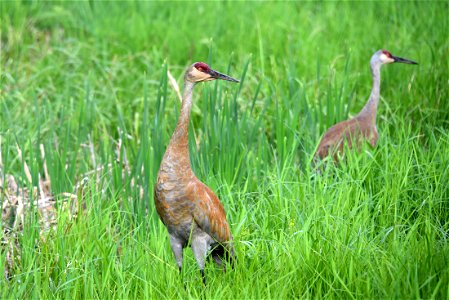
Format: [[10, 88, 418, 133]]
[[169, 235, 184, 271], [191, 236, 208, 286], [200, 269, 206, 286]]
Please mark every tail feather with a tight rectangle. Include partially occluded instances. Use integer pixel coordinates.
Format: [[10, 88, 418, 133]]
[[209, 242, 235, 271]]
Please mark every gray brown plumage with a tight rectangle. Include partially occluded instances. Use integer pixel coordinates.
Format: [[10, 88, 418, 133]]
[[154, 62, 239, 285], [314, 50, 417, 162]]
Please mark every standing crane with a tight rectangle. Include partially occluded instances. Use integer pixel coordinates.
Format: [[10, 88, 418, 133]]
[[155, 62, 239, 285], [314, 50, 417, 162]]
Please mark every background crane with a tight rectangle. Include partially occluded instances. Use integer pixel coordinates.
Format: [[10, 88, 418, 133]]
[[314, 50, 417, 162], [154, 62, 239, 285]]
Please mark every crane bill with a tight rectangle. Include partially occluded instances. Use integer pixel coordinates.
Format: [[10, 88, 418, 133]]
[[393, 56, 418, 65], [209, 69, 240, 83]]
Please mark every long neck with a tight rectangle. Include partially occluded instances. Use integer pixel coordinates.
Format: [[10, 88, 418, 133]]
[[167, 80, 195, 158], [358, 61, 381, 123]]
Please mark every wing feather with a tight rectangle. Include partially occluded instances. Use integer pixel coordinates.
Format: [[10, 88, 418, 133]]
[[187, 180, 232, 243]]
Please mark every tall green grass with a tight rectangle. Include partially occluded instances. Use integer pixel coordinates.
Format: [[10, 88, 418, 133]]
[[1, 1, 448, 298]]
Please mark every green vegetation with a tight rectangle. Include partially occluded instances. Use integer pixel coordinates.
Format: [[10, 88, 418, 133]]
[[1, 1, 448, 298]]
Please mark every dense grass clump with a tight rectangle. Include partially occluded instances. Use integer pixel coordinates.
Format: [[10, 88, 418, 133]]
[[1, 1, 448, 298]]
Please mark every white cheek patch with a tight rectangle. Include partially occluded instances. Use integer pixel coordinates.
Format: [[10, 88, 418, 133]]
[[191, 68, 212, 82], [380, 54, 394, 63]]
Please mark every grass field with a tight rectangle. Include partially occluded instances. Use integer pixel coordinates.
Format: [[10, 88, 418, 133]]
[[1, 1, 449, 298]]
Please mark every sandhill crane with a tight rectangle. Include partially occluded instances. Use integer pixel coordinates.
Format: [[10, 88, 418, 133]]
[[314, 50, 417, 162], [155, 62, 239, 285]]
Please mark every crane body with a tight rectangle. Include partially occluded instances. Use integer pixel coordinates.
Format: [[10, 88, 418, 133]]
[[155, 62, 239, 285], [315, 50, 417, 161]]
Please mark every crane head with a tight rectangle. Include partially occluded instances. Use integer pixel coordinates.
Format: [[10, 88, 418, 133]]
[[375, 50, 418, 65], [185, 62, 240, 83]]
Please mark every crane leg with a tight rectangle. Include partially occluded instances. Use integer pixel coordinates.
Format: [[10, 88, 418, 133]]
[[200, 269, 206, 286], [191, 236, 208, 286], [169, 235, 184, 272]]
